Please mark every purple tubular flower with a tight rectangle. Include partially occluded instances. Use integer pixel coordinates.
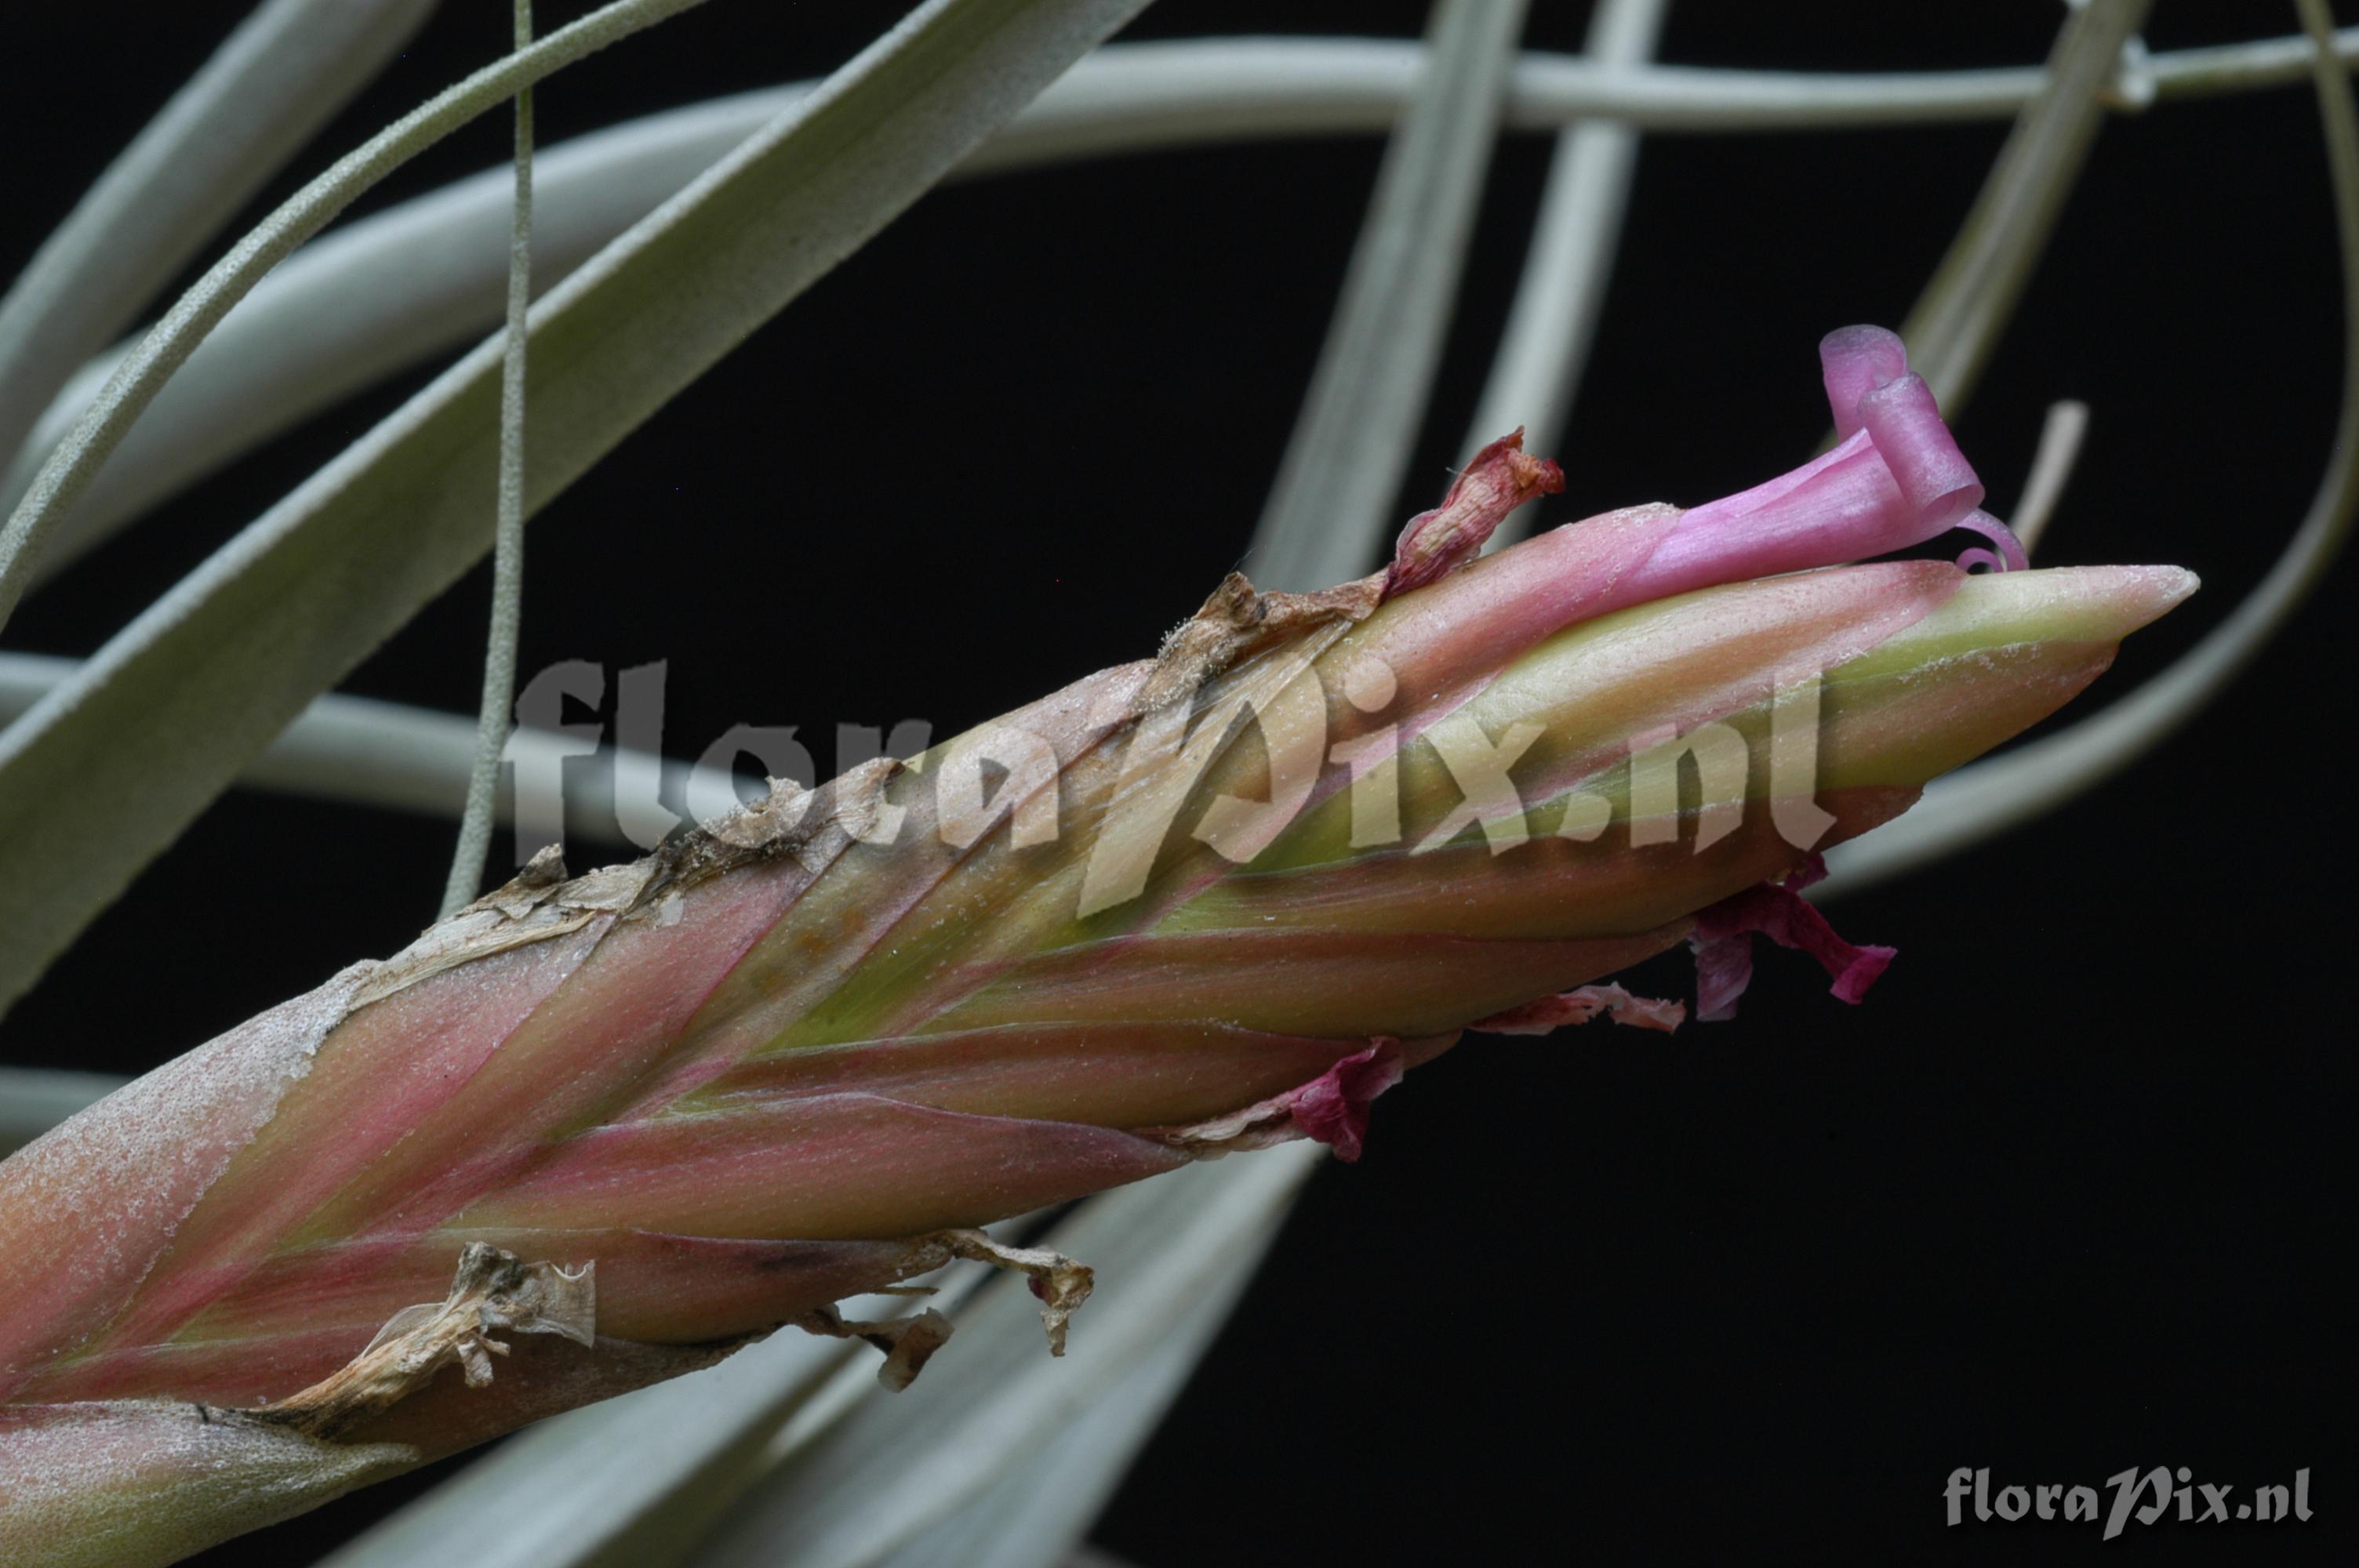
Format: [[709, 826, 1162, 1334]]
[[1637, 325, 2024, 596]]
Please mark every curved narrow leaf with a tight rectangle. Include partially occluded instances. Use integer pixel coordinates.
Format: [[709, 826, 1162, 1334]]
[[0, 652, 718, 845], [688, 1149, 1321, 1568], [0, 0, 1156, 1019], [19, 31, 2359, 575], [8, 89, 797, 578], [1470, 0, 1668, 551], [1823, 1, 2359, 895], [0, 0, 716, 630], [2005, 398, 2090, 555], [442, 0, 542, 918], [2157, 23, 2359, 98], [1899, 0, 2155, 412], [0, 0, 437, 470], [866, 1367, 1201, 1568], [1244, 2, 1528, 593]]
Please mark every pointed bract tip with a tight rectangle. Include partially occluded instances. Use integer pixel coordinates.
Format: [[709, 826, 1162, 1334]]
[[1914, 564, 2200, 652], [2122, 563, 2202, 621]]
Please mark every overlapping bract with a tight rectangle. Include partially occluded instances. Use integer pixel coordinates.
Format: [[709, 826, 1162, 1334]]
[[0, 328, 2192, 1544]]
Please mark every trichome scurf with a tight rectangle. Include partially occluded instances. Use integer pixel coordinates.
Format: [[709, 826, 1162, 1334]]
[[0, 327, 2193, 1558]]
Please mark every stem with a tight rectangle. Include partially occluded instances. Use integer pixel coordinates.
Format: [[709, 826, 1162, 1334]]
[[444, 1, 538, 919]]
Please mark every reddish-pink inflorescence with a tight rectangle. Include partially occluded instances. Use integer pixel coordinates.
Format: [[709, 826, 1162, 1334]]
[[0, 326, 2192, 1563]]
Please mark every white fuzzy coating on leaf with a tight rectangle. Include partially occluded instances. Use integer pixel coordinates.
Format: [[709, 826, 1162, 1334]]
[[0, 1400, 414, 1568], [0, 967, 365, 1380]]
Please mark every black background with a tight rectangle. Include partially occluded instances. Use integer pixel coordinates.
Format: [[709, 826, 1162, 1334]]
[[1, 2, 2348, 1562]]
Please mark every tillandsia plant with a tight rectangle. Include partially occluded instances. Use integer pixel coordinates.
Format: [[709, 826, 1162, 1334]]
[[2, 1, 2354, 1564], [0, 324, 2194, 1563]]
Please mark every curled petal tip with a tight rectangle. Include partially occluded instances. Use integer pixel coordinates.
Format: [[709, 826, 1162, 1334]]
[[1641, 328, 1993, 593], [1956, 509, 2030, 573], [1820, 324, 1910, 439], [1857, 372, 1983, 535]]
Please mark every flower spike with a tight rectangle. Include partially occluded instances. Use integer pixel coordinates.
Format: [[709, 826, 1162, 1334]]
[[0, 326, 2195, 1563]]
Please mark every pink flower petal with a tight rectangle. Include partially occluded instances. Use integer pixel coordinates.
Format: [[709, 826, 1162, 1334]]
[[1856, 372, 1984, 536], [1629, 325, 1987, 597], [1687, 855, 1896, 1021], [1954, 507, 2030, 572], [1280, 1040, 1406, 1162], [1471, 984, 1686, 1035], [1636, 443, 1917, 598], [1139, 1040, 1410, 1163], [1675, 429, 1874, 536], [1819, 324, 1910, 440]]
